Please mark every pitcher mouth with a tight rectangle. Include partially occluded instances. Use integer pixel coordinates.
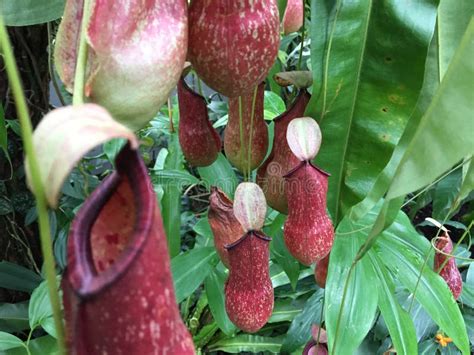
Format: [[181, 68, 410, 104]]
[[66, 144, 154, 299]]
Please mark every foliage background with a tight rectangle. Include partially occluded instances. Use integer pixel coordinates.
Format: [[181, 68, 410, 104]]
[[0, 0, 473, 354]]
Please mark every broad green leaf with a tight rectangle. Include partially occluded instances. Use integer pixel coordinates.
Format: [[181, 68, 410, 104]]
[[0, 261, 42, 293], [325, 221, 378, 354], [151, 169, 200, 187], [265, 214, 300, 290], [40, 317, 57, 339], [193, 217, 214, 247], [0, 0, 65, 26], [0, 302, 29, 333], [208, 334, 284, 353], [171, 247, 218, 303], [281, 289, 324, 353], [29, 281, 53, 330], [204, 269, 236, 335], [0, 332, 23, 351], [437, 0, 474, 78], [376, 226, 469, 353], [3, 335, 58, 355], [347, 21, 441, 222], [387, 20, 474, 199], [433, 168, 462, 219], [398, 293, 436, 342], [307, 0, 438, 223], [161, 134, 184, 257], [352, 20, 474, 255], [268, 298, 304, 324], [264, 91, 286, 118], [368, 253, 417, 355], [198, 153, 238, 197]]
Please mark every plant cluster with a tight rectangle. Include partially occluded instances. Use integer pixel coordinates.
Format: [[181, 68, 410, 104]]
[[0, 0, 473, 355]]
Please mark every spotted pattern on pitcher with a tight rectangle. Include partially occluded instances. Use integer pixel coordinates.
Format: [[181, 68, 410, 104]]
[[284, 162, 334, 265], [188, 0, 280, 97], [225, 232, 273, 333]]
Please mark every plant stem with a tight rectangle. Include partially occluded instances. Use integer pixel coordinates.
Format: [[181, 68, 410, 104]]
[[238, 96, 247, 181], [168, 98, 175, 133], [296, 8, 306, 71], [0, 17, 66, 355], [72, 0, 92, 105], [247, 85, 259, 180]]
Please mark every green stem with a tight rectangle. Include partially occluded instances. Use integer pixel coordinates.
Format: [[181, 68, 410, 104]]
[[238, 96, 247, 181], [247, 85, 259, 180], [315, 296, 326, 347], [296, 9, 306, 71], [0, 17, 66, 355], [72, 0, 92, 105]]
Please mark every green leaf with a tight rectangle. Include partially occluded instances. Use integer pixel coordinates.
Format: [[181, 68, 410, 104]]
[[0, 332, 23, 351], [208, 334, 284, 353], [0, 0, 65, 26], [347, 20, 441, 222], [433, 168, 462, 219], [198, 153, 238, 197], [368, 253, 417, 355], [264, 91, 286, 118], [3, 335, 58, 355], [171, 247, 218, 303], [277, 0, 289, 21], [0, 261, 42, 293], [103, 138, 126, 163], [325, 221, 378, 354], [281, 289, 324, 353], [193, 217, 214, 247], [268, 298, 304, 324], [0, 302, 29, 333], [204, 269, 236, 335], [265, 214, 300, 290], [307, 0, 438, 223], [0, 197, 12, 215], [387, 19, 474, 199], [458, 158, 474, 203], [29, 281, 53, 330], [419, 339, 441, 355], [40, 317, 57, 339], [161, 134, 184, 257], [437, 0, 474, 78], [376, 224, 470, 353], [459, 283, 474, 309], [151, 169, 200, 186]]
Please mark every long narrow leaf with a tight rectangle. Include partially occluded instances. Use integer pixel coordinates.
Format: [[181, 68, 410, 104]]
[[368, 252, 417, 355], [325, 220, 378, 354], [376, 227, 469, 353]]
